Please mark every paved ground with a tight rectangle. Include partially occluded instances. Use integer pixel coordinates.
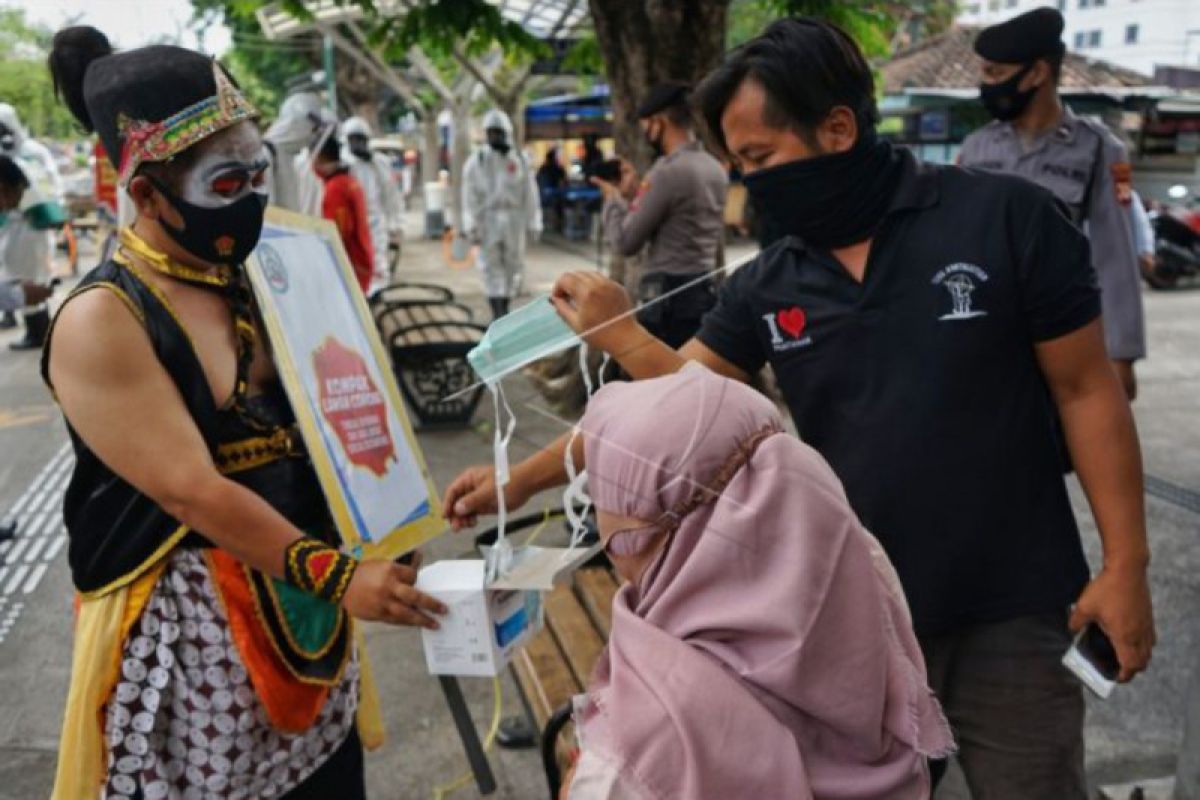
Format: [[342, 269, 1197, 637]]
[[0, 214, 1196, 799]]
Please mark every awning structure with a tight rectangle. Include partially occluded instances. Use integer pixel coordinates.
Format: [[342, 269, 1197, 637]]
[[525, 86, 610, 140], [257, 0, 588, 41]]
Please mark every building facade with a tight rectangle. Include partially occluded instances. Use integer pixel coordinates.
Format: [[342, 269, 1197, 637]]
[[956, 0, 1200, 76]]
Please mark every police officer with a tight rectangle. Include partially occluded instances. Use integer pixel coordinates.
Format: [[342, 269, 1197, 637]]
[[592, 82, 728, 349], [960, 8, 1146, 399]]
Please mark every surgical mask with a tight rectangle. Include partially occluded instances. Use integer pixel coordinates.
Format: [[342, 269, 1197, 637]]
[[467, 296, 591, 580], [979, 63, 1038, 122], [742, 131, 904, 250], [467, 296, 579, 385], [148, 175, 268, 266]]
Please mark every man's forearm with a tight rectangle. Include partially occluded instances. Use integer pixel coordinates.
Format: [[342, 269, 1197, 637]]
[[1061, 384, 1149, 568], [169, 475, 308, 579], [598, 319, 686, 380], [512, 430, 576, 498]]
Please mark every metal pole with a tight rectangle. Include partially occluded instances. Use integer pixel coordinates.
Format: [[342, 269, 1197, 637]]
[[438, 676, 498, 795], [323, 34, 338, 116]]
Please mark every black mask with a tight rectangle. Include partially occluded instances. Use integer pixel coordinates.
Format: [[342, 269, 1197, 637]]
[[149, 176, 268, 266], [0, 124, 14, 153], [742, 132, 904, 250], [979, 63, 1038, 122], [486, 129, 510, 155], [348, 136, 372, 161], [645, 121, 664, 158]]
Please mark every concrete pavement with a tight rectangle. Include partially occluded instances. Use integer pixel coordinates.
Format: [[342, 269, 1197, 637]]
[[0, 216, 1197, 799]]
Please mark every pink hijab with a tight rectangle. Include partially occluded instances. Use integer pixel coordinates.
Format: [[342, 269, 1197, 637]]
[[577, 364, 954, 800]]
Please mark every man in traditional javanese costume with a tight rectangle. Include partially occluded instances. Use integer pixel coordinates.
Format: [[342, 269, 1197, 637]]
[[44, 27, 445, 799]]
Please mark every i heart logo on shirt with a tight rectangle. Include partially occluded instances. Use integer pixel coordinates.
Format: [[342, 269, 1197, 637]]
[[777, 307, 807, 339]]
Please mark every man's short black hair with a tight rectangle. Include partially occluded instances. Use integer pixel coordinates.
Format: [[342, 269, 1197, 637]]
[[319, 131, 342, 162], [0, 155, 29, 190], [696, 17, 879, 153], [638, 82, 694, 128]]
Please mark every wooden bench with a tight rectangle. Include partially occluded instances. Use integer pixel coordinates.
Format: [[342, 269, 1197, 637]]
[[512, 566, 620, 799], [370, 284, 487, 429]]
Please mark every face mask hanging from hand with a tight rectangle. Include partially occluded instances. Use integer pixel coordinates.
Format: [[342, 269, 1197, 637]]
[[468, 296, 583, 580], [148, 175, 268, 266], [979, 63, 1038, 122]]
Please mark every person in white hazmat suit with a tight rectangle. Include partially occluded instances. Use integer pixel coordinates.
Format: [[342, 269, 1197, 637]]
[[0, 103, 62, 348], [342, 116, 403, 295], [462, 108, 541, 319], [263, 91, 327, 213]]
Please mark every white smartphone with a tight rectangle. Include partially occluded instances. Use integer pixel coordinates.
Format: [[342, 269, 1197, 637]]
[[1062, 623, 1120, 699]]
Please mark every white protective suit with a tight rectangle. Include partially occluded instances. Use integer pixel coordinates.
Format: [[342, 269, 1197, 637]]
[[342, 116, 404, 293], [0, 104, 61, 282], [462, 109, 541, 298], [264, 91, 326, 213]]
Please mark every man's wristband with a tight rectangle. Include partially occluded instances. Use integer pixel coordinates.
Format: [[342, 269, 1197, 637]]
[[283, 538, 358, 606]]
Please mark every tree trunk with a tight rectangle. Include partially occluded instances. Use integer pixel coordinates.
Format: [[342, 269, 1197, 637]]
[[352, 100, 381, 132], [420, 111, 441, 192], [449, 99, 471, 231], [587, 0, 732, 172]]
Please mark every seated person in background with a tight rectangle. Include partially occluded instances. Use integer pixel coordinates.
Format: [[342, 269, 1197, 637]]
[[563, 365, 953, 800], [313, 131, 374, 293]]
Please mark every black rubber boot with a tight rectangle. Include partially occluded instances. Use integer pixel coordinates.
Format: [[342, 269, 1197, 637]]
[[488, 297, 510, 320], [0, 310, 15, 329], [9, 307, 49, 351]]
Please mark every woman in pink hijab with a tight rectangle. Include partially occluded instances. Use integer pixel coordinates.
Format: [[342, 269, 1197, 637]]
[[564, 364, 954, 800]]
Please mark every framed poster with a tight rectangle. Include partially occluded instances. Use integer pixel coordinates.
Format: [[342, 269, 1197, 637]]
[[246, 207, 443, 560]]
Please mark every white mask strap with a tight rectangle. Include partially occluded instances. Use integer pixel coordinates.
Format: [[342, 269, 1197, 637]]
[[562, 343, 596, 557], [486, 380, 517, 582]]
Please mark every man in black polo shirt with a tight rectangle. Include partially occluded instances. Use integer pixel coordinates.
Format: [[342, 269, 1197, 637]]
[[443, 18, 1154, 798]]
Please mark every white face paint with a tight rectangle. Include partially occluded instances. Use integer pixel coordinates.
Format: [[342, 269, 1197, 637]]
[[177, 123, 270, 209]]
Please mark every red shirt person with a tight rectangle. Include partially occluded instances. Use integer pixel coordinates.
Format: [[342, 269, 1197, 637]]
[[313, 133, 374, 292]]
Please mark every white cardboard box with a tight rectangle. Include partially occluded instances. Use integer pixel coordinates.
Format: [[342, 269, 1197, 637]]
[[416, 559, 544, 677]]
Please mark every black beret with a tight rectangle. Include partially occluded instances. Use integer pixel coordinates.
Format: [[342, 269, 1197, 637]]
[[637, 82, 690, 119], [974, 8, 1066, 64]]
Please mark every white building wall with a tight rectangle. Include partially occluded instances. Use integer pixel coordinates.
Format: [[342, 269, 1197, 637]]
[[956, 0, 1200, 76]]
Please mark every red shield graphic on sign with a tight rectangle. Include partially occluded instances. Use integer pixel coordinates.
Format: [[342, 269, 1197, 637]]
[[312, 337, 396, 477]]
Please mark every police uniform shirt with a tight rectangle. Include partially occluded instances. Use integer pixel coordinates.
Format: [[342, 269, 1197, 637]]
[[959, 107, 1146, 361], [696, 152, 1098, 636], [602, 140, 728, 276]]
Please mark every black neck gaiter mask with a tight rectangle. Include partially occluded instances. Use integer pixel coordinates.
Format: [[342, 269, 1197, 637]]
[[743, 131, 904, 250]]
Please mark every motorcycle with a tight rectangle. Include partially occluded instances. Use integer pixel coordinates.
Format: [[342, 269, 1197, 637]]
[[1145, 211, 1200, 289]]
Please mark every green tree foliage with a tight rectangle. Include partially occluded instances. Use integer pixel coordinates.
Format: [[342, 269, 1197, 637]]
[[191, 0, 318, 117], [729, 0, 957, 56], [0, 9, 83, 139], [276, 0, 548, 61]]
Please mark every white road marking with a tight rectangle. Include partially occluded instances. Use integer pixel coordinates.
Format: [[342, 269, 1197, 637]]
[[22, 564, 47, 595], [23, 536, 48, 563], [23, 511, 49, 539], [0, 443, 71, 641], [5, 539, 29, 564], [4, 565, 29, 596], [44, 536, 67, 561]]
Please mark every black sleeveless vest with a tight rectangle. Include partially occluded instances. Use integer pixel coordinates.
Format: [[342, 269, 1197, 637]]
[[41, 259, 333, 596]]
